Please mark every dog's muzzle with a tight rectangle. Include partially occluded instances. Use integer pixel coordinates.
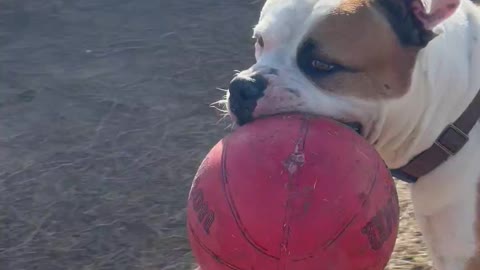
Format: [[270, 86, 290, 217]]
[[228, 74, 268, 125]]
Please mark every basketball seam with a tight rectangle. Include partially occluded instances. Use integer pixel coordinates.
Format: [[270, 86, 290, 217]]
[[291, 120, 381, 262], [322, 158, 380, 249], [221, 137, 280, 260], [188, 222, 245, 270]]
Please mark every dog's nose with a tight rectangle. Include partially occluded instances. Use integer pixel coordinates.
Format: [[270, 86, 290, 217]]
[[228, 74, 268, 125]]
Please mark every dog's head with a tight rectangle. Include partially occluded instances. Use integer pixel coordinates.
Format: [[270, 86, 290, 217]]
[[225, 0, 461, 167]]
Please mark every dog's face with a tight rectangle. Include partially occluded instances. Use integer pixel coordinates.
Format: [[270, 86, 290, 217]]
[[226, 0, 460, 167]]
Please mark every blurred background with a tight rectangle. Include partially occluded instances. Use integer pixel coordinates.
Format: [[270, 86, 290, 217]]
[[0, 1, 431, 269]]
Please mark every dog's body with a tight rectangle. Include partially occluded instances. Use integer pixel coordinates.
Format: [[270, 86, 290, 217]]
[[225, 0, 480, 269]]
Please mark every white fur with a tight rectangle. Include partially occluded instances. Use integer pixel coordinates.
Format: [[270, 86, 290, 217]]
[[227, 0, 480, 269]]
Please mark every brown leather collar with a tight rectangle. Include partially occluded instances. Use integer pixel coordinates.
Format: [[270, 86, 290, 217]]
[[391, 89, 480, 183]]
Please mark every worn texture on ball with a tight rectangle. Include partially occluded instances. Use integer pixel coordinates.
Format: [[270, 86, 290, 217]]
[[187, 114, 399, 270]]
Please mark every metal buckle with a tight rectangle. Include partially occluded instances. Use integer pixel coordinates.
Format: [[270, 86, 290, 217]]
[[434, 124, 469, 156]]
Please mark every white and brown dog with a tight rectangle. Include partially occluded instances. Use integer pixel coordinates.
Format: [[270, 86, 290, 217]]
[[225, 0, 480, 269]]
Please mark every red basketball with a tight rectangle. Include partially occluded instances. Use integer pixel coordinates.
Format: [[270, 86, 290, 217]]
[[187, 114, 399, 270]]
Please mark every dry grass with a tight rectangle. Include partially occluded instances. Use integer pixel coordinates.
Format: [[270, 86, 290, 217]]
[[386, 182, 432, 270]]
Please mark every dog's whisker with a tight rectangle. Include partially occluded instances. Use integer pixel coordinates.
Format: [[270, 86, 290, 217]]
[[210, 104, 227, 111], [210, 101, 229, 115], [224, 122, 235, 131], [216, 87, 228, 92], [210, 99, 227, 106], [212, 108, 228, 114], [215, 114, 230, 125]]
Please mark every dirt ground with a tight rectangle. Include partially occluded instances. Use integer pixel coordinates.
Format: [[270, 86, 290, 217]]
[[0, 1, 431, 269]]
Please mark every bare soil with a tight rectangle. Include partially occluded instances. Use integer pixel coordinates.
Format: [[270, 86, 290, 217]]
[[0, 1, 431, 269]]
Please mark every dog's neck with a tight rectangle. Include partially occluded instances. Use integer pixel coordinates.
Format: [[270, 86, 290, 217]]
[[373, 0, 480, 169]]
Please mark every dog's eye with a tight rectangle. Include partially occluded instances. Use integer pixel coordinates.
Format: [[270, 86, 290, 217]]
[[311, 60, 336, 73]]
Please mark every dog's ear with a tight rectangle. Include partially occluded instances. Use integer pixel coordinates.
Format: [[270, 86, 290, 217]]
[[412, 0, 460, 30], [377, 0, 460, 47]]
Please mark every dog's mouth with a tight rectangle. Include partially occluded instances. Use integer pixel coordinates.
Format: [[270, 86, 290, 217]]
[[233, 113, 363, 135], [344, 121, 363, 135]]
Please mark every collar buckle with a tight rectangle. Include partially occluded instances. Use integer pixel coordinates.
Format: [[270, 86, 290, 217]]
[[434, 124, 469, 156]]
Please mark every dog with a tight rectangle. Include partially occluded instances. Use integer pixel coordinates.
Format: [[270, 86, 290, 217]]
[[225, 0, 480, 269]]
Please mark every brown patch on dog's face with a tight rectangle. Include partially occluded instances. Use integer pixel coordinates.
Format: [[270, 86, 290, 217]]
[[297, 0, 426, 100], [466, 181, 480, 270]]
